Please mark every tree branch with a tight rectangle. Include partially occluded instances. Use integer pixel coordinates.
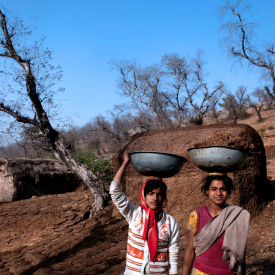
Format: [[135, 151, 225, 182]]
[[0, 101, 40, 126]]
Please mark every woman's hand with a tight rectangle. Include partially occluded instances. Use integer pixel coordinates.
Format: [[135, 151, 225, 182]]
[[113, 151, 131, 183], [123, 151, 131, 164]]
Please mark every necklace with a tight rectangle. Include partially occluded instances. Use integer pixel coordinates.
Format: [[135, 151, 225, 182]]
[[207, 205, 219, 216], [207, 204, 227, 216]]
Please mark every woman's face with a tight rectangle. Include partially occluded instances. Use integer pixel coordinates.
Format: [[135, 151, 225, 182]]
[[206, 179, 229, 206], [145, 187, 164, 210]]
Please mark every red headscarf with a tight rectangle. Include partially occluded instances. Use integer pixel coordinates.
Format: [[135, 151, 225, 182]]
[[140, 178, 164, 261]]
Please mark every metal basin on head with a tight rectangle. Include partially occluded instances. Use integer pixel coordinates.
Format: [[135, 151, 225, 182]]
[[129, 151, 187, 178], [188, 146, 248, 173]]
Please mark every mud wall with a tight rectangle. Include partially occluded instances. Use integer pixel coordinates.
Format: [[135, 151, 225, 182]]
[[0, 161, 16, 202], [112, 124, 268, 227]]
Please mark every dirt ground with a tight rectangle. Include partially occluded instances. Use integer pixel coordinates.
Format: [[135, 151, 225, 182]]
[[0, 191, 128, 274], [0, 109, 275, 275]]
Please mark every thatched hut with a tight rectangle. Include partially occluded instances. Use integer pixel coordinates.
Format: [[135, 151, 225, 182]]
[[0, 158, 84, 202]]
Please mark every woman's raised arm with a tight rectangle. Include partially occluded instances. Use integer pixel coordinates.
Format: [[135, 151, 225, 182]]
[[113, 151, 130, 183]]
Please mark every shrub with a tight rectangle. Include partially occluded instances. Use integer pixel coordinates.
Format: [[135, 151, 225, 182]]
[[75, 149, 113, 185], [238, 109, 250, 120], [257, 128, 266, 137], [212, 118, 222, 124], [262, 106, 272, 111]]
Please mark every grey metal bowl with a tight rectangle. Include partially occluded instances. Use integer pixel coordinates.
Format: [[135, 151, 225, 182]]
[[188, 146, 248, 173], [129, 151, 187, 178]]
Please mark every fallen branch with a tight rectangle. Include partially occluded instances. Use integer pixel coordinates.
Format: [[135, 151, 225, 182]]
[[246, 244, 275, 259]]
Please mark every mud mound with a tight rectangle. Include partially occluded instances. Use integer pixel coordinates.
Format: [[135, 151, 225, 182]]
[[112, 124, 268, 227], [193, 130, 261, 150]]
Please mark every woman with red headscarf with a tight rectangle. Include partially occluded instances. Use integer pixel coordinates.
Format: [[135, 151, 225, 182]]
[[110, 152, 180, 275]]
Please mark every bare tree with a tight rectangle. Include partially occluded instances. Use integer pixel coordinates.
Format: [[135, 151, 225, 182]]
[[219, 86, 247, 124], [161, 53, 189, 126], [0, 136, 13, 157], [0, 9, 106, 213], [131, 111, 157, 132], [219, 93, 239, 124], [208, 93, 224, 123], [92, 113, 130, 153], [107, 105, 132, 145], [0, 138, 36, 158], [235, 85, 248, 116], [112, 53, 225, 127], [71, 122, 108, 157], [110, 60, 172, 129], [219, 0, 275, 100], [161, 53, 225, 126], [246, 87, 265, 122], [262, 86, 274, 109], [187, 53, 225, 125], [75, 105, 133, 156]]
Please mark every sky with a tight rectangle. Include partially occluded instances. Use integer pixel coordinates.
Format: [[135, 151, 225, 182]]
[[1, 0, 275, 127]]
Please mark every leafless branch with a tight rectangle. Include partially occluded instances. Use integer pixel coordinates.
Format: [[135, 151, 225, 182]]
[[0, 101, 40, 126], [219, 0, 275, 98]]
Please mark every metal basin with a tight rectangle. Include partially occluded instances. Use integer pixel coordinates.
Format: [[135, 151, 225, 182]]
[[188, 146, 248, 173], [129, 151, 187, 178]]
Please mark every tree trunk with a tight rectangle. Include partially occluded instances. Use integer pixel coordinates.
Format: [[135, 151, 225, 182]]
[[195, 119, 203, 125], [26, 67, 106, 214], [51, 135, 106, 214], [256, 109, 263, 122], [194, 114, 203, 125], [24, 53, 106, 214], [233, 114, 238, 124]]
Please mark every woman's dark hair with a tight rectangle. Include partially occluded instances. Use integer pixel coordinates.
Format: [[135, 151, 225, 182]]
[[201, 175, 234, 196], [144, 180, 167, 201]]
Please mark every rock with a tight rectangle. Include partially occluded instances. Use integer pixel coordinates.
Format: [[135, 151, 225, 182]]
[[62, 205, 72, 211]]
